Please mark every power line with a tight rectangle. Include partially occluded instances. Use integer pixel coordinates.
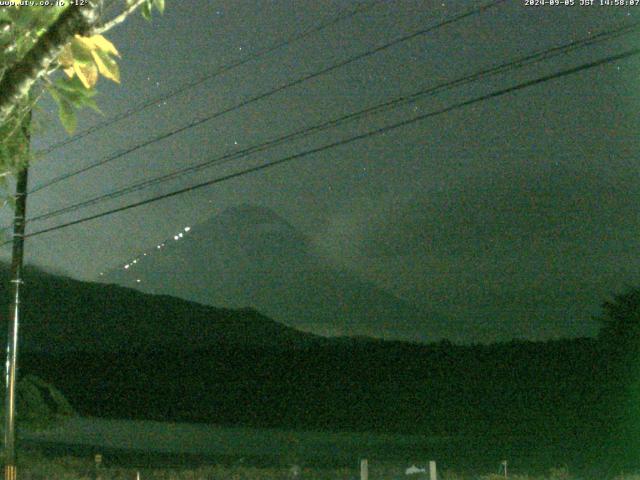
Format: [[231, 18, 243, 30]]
[[25, 19, 640, 225], [29, 0, 506, 194], [39, 0, 382, 156], [13, 46, 639, 244]]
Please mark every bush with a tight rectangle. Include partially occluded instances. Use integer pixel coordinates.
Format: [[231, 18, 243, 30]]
[[0, 374, 75, 432]]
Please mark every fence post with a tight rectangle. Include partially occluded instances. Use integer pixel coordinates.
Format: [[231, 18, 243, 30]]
[[94, 453, 102, 480], [429, 461, 436, 480], [360, 459, 368, 480]]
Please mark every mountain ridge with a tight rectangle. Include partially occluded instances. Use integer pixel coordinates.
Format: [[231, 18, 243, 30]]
[[0, 263, 323, 353], [103, 204, 450, 342]]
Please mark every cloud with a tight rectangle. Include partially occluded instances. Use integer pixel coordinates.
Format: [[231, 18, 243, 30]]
[[311, 162, 640, 341]]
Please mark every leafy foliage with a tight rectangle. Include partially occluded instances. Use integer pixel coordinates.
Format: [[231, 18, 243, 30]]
[[48, 33, 120, 132], [139, 0, 165, 20], [49, 29, 120, 134], [596, 287, 640, 355], [0, 1, 165, 178], [0, 6, 67, 70], [0, 374, 75, 432]]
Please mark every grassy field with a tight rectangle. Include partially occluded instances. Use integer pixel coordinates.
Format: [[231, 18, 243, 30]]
[[21, 417, 463, 467], [18, 417, 617, 478], [8, 455, 640, 480], [21, 417, 579, 470]]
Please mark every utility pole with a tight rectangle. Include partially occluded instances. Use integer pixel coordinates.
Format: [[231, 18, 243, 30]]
[[3, 114, 30, 480]]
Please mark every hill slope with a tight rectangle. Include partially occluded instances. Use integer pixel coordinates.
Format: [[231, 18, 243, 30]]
[[0, 261, 617, 467], [0, 264, 320, 353], [103, 205, 450, 341]]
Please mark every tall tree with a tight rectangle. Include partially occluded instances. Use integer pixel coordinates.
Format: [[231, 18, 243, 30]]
[[594, 288, 640, 469], [596, 287, 640, 357]]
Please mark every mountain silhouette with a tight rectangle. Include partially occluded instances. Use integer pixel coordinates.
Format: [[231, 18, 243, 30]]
[[103, 204, 448, 342], [0, 264, 320, 353]]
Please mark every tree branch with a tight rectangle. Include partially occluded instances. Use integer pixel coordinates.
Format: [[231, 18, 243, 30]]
[[0, 2, 103, 125], [93, 0, 146, 35]]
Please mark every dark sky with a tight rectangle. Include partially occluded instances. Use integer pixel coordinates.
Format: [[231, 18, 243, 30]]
[[4, 0, 640, 343]]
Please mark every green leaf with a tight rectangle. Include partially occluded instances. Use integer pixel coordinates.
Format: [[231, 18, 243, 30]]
[[49, 91, 76, 134], [59, 99, 77, 133], [50, 87, 82, 109], [48, 78, 102, 132], [6, 8, 31, 28], [0, 9, 13, 23], [70, 37, 94, 65], [152, 0, 165, 14], [82, 96, 102, 114], [141, 0, 152, 20], [3, 195, 15, 211], [52, 77, 97, 109], [54, 76, 96, 97]]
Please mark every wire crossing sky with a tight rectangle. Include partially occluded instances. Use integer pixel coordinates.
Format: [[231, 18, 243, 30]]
[[29, 0, 505, 194], [14, 45, 640, 243], [14, 0, 640, 344], [22, 18, 640, 227], [38, 0, 382, 156]]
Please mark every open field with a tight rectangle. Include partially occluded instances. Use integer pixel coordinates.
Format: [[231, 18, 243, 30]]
[[22, 417, 463, 467], [7, 454, 640, 480], [19, 417, 608, 477]]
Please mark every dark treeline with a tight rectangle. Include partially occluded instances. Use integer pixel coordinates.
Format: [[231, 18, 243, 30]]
[[20, 337, 606, 437]]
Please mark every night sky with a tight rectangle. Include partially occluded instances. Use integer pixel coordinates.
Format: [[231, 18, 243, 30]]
[[4, 0, 640, 343]]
